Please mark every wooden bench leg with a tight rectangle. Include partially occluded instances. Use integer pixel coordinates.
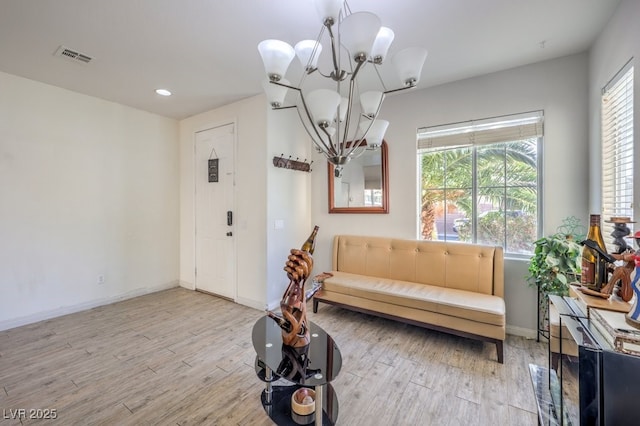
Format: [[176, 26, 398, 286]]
[[496, 340, 504, 364], [313, 298, 319, 313]]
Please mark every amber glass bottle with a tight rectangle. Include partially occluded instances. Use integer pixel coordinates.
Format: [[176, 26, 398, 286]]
[[581, 214, 607, 290], [300, 225, 319, 254]]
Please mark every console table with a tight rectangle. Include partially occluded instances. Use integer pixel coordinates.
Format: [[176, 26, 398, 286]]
[[252, 316, 342, 426], [530, 292, 640, 425]]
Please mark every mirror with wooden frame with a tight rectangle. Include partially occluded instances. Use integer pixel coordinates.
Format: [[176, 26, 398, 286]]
[[328, 141, 389, 214]]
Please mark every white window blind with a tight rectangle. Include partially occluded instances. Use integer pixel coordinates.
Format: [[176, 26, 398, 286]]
[[417, 111, 543, 150], [601, 62, 634, 248]]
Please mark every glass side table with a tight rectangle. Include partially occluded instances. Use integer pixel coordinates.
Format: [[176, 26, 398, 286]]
[[252, 316, 342, 426]]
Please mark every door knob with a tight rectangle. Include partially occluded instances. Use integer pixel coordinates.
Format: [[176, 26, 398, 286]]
[[226, 231, 233, 236]]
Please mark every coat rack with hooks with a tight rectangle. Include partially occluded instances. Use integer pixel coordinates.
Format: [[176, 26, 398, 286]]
[[272, 154, 313, 173]]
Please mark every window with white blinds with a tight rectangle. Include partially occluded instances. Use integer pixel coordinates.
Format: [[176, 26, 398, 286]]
[[416, 111, 542, 256], [601, 62, 634, 250], [417, 111, 544, 150]]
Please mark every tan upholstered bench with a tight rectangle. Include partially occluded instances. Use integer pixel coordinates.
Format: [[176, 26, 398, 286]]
[[313, 235, 506, 363]]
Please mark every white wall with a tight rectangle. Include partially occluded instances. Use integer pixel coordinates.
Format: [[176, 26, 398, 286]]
[[265, 107, 312, 308], [589, 0, 640, 216], [0, 71, 180, 330], [311, 53, 590, 334]]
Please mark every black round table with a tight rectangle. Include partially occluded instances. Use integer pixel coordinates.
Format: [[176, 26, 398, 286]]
[[252, 315, 342, 425]]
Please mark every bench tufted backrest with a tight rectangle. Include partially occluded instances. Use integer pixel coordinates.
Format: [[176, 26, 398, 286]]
[[332, 235, 504, 297]]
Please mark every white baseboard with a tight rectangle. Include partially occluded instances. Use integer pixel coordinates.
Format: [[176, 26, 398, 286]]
[[0, 281, 179, 332], [179, 280, 195, 291], [236, 296, 267, 312], [506, 324, 537, 339], [180, 283, 264, 312]]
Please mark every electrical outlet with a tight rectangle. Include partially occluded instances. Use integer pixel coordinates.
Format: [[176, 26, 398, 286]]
[[97, 275, 105, 285]]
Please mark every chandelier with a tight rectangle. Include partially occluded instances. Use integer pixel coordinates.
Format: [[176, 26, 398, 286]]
[[258, 0, 427, 176]]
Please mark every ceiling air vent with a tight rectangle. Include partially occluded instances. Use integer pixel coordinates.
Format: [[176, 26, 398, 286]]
[[54, 45, 93, 64]]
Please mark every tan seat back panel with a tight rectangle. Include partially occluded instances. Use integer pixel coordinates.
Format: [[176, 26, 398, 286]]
[[332, 235, 502, 296]]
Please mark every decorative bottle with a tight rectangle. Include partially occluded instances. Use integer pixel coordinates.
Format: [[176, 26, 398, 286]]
[[581, 214, 607, 290], [300, 225, 319, 254]]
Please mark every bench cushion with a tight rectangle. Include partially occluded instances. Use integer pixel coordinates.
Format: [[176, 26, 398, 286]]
[[323, 271, 505, 326]]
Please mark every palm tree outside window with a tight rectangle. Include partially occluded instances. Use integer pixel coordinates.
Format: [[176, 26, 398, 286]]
[[417, 111, 543, 256]]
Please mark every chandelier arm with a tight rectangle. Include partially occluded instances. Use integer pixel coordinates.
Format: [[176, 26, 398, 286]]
[[346, 87, 388, 157], [346, 102, 380, 157], [342, 129, 366, 159], [383, 84, 417, 95], [298, 89, 339, 155], [345, 138, 367, 158], [271, 80, 299, 91], [325, 24, 344, 81], [298, 25, 327, 88], [346, 143, 369, 160], [346, 116, 372, 158], [310, 137, 332, 158], [359, 91, 386, 124], [315, 69, 334, 79], [296, 93, 335, 155], [348, 57, 367, 81], [345, 92, 386, 153], [371, 62, 389, 92], [297, 111, 333, 157], [320, 126, 337, 154], [268, 80, 305, 111], [311, 25, 325, 71], [339, 60, 365, 153]]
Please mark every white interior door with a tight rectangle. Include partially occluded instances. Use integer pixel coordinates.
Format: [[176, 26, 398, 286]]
[[195, 124, 235, 299]]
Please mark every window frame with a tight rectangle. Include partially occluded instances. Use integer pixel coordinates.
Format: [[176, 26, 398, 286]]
[[417, 111, 544, 258]]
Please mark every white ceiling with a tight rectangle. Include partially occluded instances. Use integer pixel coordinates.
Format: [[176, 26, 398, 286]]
[[0, 0, 621, 120]]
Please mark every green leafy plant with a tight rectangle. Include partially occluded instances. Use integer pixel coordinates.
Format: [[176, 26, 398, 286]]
[[527, 234, 582, 296]]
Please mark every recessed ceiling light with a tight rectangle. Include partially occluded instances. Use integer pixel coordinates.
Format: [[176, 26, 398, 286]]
[[155, 89, 172, 96]]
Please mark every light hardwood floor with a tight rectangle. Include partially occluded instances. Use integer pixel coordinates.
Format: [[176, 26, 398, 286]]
[[1, 288, 572, 425]]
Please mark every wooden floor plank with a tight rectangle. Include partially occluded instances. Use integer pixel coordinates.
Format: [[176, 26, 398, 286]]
[[0, 287, 578, 425]]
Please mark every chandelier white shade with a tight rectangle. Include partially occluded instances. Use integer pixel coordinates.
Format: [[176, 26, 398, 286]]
[[258, 0, 427, 172], [393, 47, 429, 87], [262, 78, 289, 108], [314, 0, 343, 24], [339, 12, 381, 61], [360, 119, 389, 148], [371, 27, 394, 63], [360, 91, 383, 117], [295, 40, 323, 71], [257, 40, 295, 81], [307, 89, 342, 126]]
